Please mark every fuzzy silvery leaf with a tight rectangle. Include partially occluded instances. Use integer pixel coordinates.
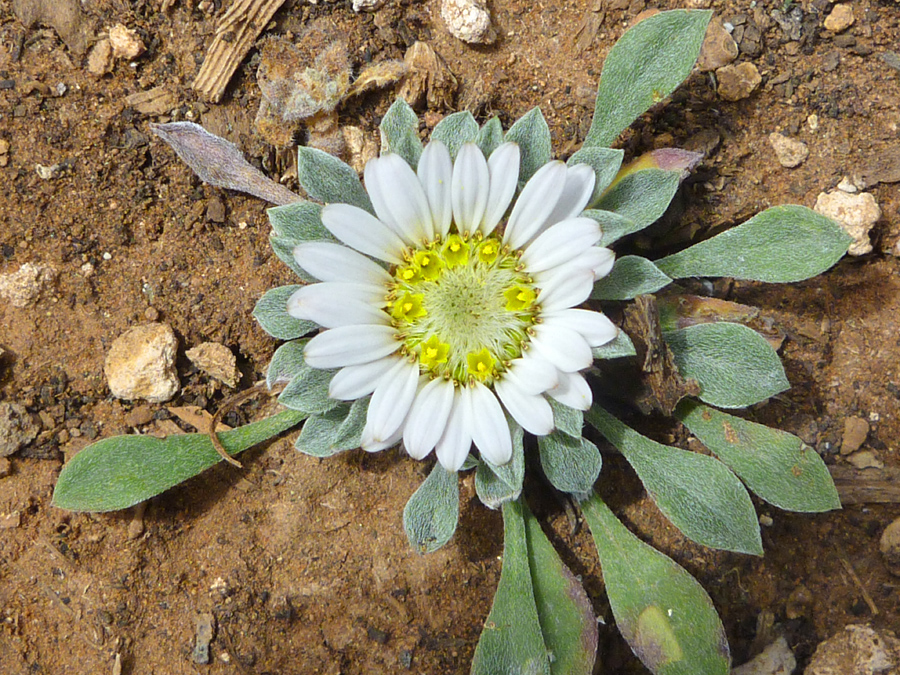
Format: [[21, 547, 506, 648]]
[[591, 255, 673, 301], [588, 405, 763, 556], [538, 432, 602, 495], [594, 169, 681, 234], [471, 499, 552, 675], [253, 285, 316, 340], [431, 111, 479, 159], [295, 398, 369, 458], [587, 209, 640, 247], [150, 122, 301, 206], [522, 500, 598, 675], [475, 421, 525, 509], [53, 409, 307, 512], [297, 146, 374, 212], [505, 107, 552, 184], [654, 205, 852, 283], [270, 236, 311, 280], [380, 98, 423, 169], [584, 10, 712, 148], [568, 147, 624, 207], [278, 365, 339, 414], [676, 401, 841, 513], [549, 399, 583, 437], [403, 462, 460, 554], [476, 117, 504, 157], [664, 323, 789, 409], [268, 201, 334, 243], [266, 339, 308, 388], [592, 330, 636, 360], [581, 493, 731, 675]]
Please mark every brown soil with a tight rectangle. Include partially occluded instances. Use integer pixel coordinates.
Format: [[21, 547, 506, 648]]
[[1, 0, 899, 673]]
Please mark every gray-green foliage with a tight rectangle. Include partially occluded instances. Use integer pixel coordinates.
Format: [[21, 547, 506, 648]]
[[297, 146, 373, 212], [379, 98, 423, 168], [295, 398, 369, 458], [505, 107, 552, 184], [403, 463, 460, 553], [538, 432, 602, 495], [253, 285, 315, 340], [431, 111, 479, 159], [591, 255, 672, 301], [567, 146, 624, 207], [475, 421, 525, 509]]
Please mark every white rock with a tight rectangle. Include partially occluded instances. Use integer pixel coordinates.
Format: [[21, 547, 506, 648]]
[[351, 0, 384, 10], [441, 0, 495, 44], [186, 342, 239, 388], [731, 636, 796, 675], [768, 132, 809, 168], [108, 24, 145, 60], [814, 190, 881, 256], [837, 176, 858, 193], [0, 263, 55, 308], [105, 323, 180, 403], [806, 625, 900, 675]]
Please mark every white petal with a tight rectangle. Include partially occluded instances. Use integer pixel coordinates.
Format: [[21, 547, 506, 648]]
[[481, 142, 520, 236], [418, 141, 453, 238], [304, 324, 400, 369], [542, 309, 618, 347], [328, 356, 401, 400], [435, 390, 472, 471], [361, 358, 420, 448], [529, 323, 593, 373], [287, 283, 389, 328], [321, 204, 406, 264], [568, 246, 616, 280], [503, 160, 567, 250], [467, 382, 512, 465], [521, 217, 602, 273], [363, 427, 403, 453], [536, 268, 594, 312], [403, 378, 455, 460], [494, 379, 554, 436], [292, 242, 392, 285], [505, 354, 558, 395], [451, 143, 490, 236], [547, 371, 593, 410], [542, 163, 596, 227], [365, 154, 433, 245]]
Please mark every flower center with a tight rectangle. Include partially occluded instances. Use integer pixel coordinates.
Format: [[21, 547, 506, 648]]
[[386, 232, 538, 384]]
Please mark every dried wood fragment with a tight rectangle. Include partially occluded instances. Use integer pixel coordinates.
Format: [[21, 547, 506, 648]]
[[192, 0, 288, 103], [125, 86, 177, 115], [830, 465, 900, 504]]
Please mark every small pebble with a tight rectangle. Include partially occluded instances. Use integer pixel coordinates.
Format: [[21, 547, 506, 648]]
[[0, 263, 55, 308], [807, 114, 819, 132], [847, 450, 883, 470], [108, 24, 145, 60], [824, 4, 854, 34], [698, 20, 738, 72], [879, 517, 900, 577], [732, 636, 796, 675], [104, 323, 180, 403], [806, 625, 900, 675], [124, 405, 154, 427], [441, 0, 495, 44], [814, 190, 881, 256], [759, 514, 774, 527], [206, 197, 226, 223], [186, 342, 239, 388], [837, 176, 858, 193], [192, 612, 216, 664], [716, 62, 761, 101], [351, 0, 384, 10], [0, 402, 39, 457], [785, 585, 813, 620], [0, 457, 11, 477], [768, 132, 809, 168], [840, 416, 869, 455], [87, 39, 113, 76]]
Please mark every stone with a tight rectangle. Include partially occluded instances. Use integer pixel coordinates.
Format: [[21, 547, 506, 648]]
[[785, 585, 813, 620], [837, 176, 858, 193], [698, 20, 738, 72], [846, 450, 883, 470], [206, 197, 226, 223], [840, 416, 869, 455], [732, 636, 796, 675], [814, 191, 881, 256], [441, 0, 495, 44], [108, 24, 145, 60], [124, 404, 154, 427], [0, 402, 40, 457], [716, 62, 761, 101], [0, 263, 55, 308], [824, 4, 854, 34], [186, 342, 239, 388], [0, 457, 10, 477], [105, 323, 180, 403], [351, 0, 384, 10], [768, 132, 809, 168], [880, 517, 900, 576], [806, 625, 900, 675], [87, 39, 113, 76]]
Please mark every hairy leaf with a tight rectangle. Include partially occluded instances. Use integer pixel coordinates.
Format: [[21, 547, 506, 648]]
[[591, 255, 673, 301], [403, 462, 460, 553]]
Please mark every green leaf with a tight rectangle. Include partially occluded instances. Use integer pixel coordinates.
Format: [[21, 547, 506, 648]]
[[595, 169, 680, 234], [52, 409, 307, 512], [568, 147, 624, 207], [591, 255, 672, 301], [584, 10, 712, 148], [380, 99, 423, 169], [581, 493, 731, 675], [654, 205, 852, 283], [270, 236, 310, 280], [297, 146, 373, 212], [266, 339, 308, 387], [587, 406, 763, 555], [549, 399, 583, 437], [476, 117, 504, 157], [475, 421, 525, 509], [471, 499, 552, 675], [676, 401, 841, 513], [592, 330, 636, 360], [253, 285, 315, 340], [505, 107, 552, 184], [522, 500, 598, 675], [586, 209, 641, 247], [538, 432, 602, 495], [268, 201, 333, 243], [663, 323, 789, 409], [431, 111, 479, 159], [294, 398, 369, 458], [278, 365, 339, 414], [403, 462, 460, 553]]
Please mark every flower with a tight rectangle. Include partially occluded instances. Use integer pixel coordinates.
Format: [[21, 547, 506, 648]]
[[286, 140, 617, 471]]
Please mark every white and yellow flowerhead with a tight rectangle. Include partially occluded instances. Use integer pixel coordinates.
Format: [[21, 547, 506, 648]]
[[286, 140, 617, 471]]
